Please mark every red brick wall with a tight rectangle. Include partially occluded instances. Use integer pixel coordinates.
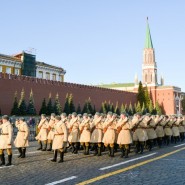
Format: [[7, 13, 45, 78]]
[[0, 73, 137, 115], [149, 87, 175, 115]]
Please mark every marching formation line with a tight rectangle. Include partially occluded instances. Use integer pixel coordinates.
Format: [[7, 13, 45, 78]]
[[174, 143, 185, 148], [99, 152, 157, 170], [45, 176, 77, 185], [76, 147, 185, 185]]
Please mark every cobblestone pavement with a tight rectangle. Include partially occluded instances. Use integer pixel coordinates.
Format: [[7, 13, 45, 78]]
[[1, 142, 185, 185]]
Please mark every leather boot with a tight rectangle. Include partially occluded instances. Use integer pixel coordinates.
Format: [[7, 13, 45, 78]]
[[58, 152, 64, 163], [135, 142, 140, 154], [47, 143, 52, 151], [139, 143, 144, 154], [51, 150, 58, 162], [73, 143, 78, 154], [42, 142, 47, 151], [37, 141, 42, 150], [94, 145, 98, 156], [120, 148, 125, 158], [17, 148, 22, 158], [5, 155, 12, 166], [85, 146, 89, 155], [97, 147, 101, 156], [108, 146, 111, 156], [125, 149, 129, 158], [0, 153, 5, 166], [110, 147, 114, 157], [21, 148, 26, 158], [83, 145, 86, 155]]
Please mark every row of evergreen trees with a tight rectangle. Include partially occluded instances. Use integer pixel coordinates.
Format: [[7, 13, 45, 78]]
[[10, 82, 163, 116], [11, 89, 36, 116]]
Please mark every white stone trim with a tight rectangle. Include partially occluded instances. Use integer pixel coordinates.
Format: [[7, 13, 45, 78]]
[[0, 58, 22, 68]]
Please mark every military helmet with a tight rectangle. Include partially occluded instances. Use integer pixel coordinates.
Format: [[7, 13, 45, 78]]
[[2, 115, 9, 120]]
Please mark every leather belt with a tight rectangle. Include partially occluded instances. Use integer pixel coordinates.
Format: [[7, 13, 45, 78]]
[[1, 133, 8, 135], [19, 131, 26, 132], [55, 133, 64, 136]]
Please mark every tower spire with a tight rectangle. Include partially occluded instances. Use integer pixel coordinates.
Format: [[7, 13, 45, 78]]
[[145, 17, 153, 49]]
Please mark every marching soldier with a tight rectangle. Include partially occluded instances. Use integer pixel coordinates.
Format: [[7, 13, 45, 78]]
[[68, 112, 80, 154], [35, 114, 49, 151], [47, 113, 56, 151], [116, 112, 132, 158], [90, 112, 103, 156], [132, 113, 148, 154], [0, 115, 13, 166], [172, 115, 180, 144], [102, 112, 116, 157], [155, 115, 165, 148], [163, 116, 172, 146], [145, 114, 157, 151], [51, 116, 68, 163], [79, 113, 91, 155], [179, 116, 185, 142], [14, 117, 29, 158]]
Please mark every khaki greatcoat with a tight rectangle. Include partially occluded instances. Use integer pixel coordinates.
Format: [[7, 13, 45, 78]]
[[0, 121, 13, 149], [14, 121, 29, 148], [35, 119, 49, 141]]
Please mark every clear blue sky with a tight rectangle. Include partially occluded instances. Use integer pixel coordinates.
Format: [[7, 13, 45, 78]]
[[1, 1, 185, 91]]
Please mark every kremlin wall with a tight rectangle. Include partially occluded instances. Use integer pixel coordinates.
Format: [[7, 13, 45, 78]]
[[0, 73, 136, 115]]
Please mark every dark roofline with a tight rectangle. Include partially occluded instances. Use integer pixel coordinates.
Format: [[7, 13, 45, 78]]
[[0, 53, 21, 62], [36, 61, 65, 72]]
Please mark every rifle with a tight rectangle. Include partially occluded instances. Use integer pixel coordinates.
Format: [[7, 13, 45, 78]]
[[91, 117, 102, 133], [80, 119, 90, 134], [103, 118, 115, 134], [132, 117, 144, 131], [117, 119, 129, 134]]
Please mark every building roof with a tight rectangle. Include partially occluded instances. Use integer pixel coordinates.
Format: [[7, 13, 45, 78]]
[[0, 53, 22, 62], [36, 61, 65, 72], [145, 18, 153, 49], [97, 83, 135, 88]]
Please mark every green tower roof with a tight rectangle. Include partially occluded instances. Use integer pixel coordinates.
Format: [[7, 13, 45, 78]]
[[145, 18, 153, 49]]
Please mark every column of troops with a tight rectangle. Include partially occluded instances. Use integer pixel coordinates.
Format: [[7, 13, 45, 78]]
[[0, 112, 185, 166]]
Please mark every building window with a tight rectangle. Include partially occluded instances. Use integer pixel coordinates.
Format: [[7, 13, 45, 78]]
[[0, 66, 2, 72], [6, 67, 11, 74], [59, 75, 64, 82], [52, 74, 56, 81], [38, 71, 43, 78], [46, 72, 50, 80], [14, 68, 20, 75]]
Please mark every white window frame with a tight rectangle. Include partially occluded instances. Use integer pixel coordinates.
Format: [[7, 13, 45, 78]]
[[6, 67, 11, 74]]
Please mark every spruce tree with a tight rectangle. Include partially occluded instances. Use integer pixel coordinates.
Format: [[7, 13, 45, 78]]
[[11, 91, 19, 115], [107, 101, 111, 112], [120, 103, 125, 113], [63, 93, 70, 114], [136, 101, 142, 113], [82, 100, 88, 114], [53, 93, 62, 115], [155, 101, 162, 115], [128, 102, 133, 116], [18, 89, 27, 115], [46, 94, 53, 115], [39, 98, 47, 115], [110, 103, 114, 112], [100, 102, 107, 114], [148, 99, 154, 114], [114, 102, 120, 115], [141, 102, 146, 115], [77, 102, 82, 114], [144, 86, 150, 109], [68, 94, 76, 113], [27, 89, 36, 115], [93, 105, 96, 114], [82, 98, 93, 114], [137, 81, 145, 106]]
